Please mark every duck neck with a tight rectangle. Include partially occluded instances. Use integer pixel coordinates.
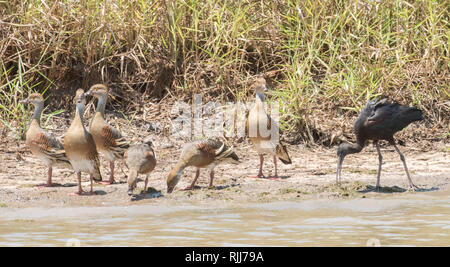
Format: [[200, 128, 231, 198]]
[[255, 92, 265, 103], [255, 92, 266, 113], [31, 102, 44, 126], [95, 95, 107, 118], [174, 161, 186, 175], [75, 102, 87, 131], [167, 161, 186, 190]]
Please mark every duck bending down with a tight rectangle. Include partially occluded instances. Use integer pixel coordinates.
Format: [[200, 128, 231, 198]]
[[64, 89, 102, 195], [20, 93, 71, 187], [166, 139, 240, 193], [247, 77, 291, 179], [336, 98, 423, 190], [124, 139, 156, 196], [86, 84, 129, 185]]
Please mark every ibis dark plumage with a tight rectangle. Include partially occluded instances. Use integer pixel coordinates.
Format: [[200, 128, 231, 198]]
[[336, 98, 423, 190]]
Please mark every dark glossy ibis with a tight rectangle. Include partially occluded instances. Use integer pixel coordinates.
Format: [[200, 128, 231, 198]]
[[336, 98, 423, 190]]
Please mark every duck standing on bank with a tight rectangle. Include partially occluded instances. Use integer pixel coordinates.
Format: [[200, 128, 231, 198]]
[[20, 93, 71, 187], [86, 84, 129, 185], [124, 139, 157, 196], [167, 139, 240, 193], [247, 77, 291, 179], [64, 89, 102, 195]]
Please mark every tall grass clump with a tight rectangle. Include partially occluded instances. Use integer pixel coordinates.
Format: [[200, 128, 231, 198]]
[[0, 0, 448, 144]]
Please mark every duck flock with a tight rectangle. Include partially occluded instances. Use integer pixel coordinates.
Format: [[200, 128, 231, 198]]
[[20, 77, 423, 197]]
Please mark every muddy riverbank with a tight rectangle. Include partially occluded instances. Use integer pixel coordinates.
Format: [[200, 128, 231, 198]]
[[0, 136, 448, 209]]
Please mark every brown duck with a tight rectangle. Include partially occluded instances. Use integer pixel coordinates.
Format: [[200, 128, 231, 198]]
[[167, 139, 240, 193], [124, 138, 157, 196], [20, 93, 71, 187], [247, 77, 291, 179], [64, 89, 102, 195], [86, 84, 129, 185]]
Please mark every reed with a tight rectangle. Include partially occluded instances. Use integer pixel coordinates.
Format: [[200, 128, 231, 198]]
[[1, 0, 448, 143]]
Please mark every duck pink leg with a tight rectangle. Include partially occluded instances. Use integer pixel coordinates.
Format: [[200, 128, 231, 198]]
[[98, 161, 116, 185], [209, 170, 215, 188], [47, 166, 53, 186], [109, 161, 115, 184], [249, 155, 265, 178], [69, 172, 85, 196], [38, 167, 53, 188], [89, 174, 94, 195], [268, 156, 281, 180], [184, 169, 200, 190], [141, 175, 149, 197]]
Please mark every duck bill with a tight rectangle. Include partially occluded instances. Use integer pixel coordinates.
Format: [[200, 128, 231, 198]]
[[19, 99, 29, 104], [167, 167, 183, 194], [167, 186, 174, 194], [76, 93, 85, 104], [127, 170, 138, 196], [166, 177, 178, 194]]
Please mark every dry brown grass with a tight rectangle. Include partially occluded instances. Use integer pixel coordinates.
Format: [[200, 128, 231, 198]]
[[1, 0, 448, 145]]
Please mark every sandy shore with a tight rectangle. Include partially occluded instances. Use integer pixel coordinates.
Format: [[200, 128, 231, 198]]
[[0, 135, 449, 209]]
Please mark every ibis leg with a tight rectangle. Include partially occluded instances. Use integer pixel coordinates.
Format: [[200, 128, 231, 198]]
[[393, 144, 419, 190], [375, 141, 382, 191]]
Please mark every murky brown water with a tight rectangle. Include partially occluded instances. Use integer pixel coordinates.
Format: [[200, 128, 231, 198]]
[[0, 191, 449, 246]]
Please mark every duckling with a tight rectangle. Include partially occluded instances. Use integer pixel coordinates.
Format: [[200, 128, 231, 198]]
[[86, 84, 129, 185], [247, 77, 291, 179], [20, 93, 71, 187], [64, 89, 102, 195], [167, 139, 240, 193], [124, 139, 156, 196]]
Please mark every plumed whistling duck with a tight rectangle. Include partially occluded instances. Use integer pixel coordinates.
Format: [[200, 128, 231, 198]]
[[20, 93, 71, 187], [247, 77, 291, 179], [124, 138, 156, 196], [86, 84, 129, 185], [64, 89, 102, 195], [167, 139, 240, 193]]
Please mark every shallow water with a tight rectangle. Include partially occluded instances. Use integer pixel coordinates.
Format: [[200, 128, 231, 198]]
[[0, 191, 449, 246]]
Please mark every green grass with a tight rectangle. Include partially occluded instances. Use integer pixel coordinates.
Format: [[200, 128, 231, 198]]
[[0, 0, 448, 142]]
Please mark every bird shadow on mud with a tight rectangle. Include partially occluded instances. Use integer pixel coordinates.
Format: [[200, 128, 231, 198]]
[[272, 175, 290, 180], [358, 185, 439, 194], [212, 183, 241, 190], [91, 190, 107, 195], [247, 175, 291, 180], [34, 182, 77, 188], [171, 183, 242, 192], [130, 187, 163, 201], [173, 183, 241, 191]]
